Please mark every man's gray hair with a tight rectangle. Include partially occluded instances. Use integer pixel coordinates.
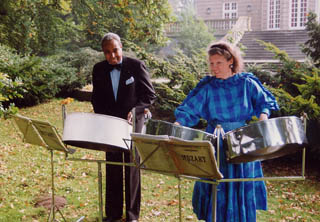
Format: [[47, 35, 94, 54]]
[[101, 33, 121, 48]]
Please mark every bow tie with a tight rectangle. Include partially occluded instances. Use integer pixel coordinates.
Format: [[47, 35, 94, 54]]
[[110, 63, 122, 71]]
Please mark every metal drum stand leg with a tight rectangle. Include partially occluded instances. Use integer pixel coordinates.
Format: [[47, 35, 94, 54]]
[[98, 162, 104, 222], [302, 112, 307, 179], [211, 124, 224, 222], [47, 150, 67, 222], [178, 176, 182, 222], [211, 182, 218, 222]]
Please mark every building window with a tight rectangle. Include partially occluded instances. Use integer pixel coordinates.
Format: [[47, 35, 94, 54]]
[[223, 2, 237, 29], [268, 0, 281, 29], [290, 0, 308, 28]]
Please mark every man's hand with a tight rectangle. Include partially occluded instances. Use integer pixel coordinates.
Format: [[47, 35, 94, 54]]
[[144, 108, 152, 119], [127, 111, 133, 124], [127, 108, 152, 125]]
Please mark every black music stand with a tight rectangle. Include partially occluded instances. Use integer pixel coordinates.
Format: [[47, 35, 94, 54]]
[[12, 114, 83, 222]]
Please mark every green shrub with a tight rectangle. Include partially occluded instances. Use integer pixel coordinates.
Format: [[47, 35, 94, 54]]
[[302, 12, 320, 68], [257, 40, 312, 96], [294, 67, 320, 105], [0, 72, 19, 118], [0, 45, 20, 118], [1, 54, 74, 106], [0, 44, 98, 107], [269, 87, 320, 119], [43, 48, 102, 97], [246, 63, 280, 88], [256, 40, 320, 118], [0, 44, 25, 111], [125, 40, 208, 121]]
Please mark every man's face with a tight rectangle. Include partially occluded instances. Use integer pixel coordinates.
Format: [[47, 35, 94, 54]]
[[102, 39, 123, 65]]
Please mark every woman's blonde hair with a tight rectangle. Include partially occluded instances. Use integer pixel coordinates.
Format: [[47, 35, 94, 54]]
[[207, 41, 244, 74]]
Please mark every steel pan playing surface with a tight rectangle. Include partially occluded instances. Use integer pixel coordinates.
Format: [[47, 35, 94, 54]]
[[62, 112, 132, 152], [143, 119, 214, 142], [224, 116, 308, 163]]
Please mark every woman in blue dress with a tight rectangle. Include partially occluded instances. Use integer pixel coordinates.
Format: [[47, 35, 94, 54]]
[[174, 41, 279, 222]]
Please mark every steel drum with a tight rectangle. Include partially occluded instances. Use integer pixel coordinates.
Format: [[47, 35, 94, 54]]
[[224, 116, 308, 163], [143, 119, 214, 142], [62, 112, 132, 152], [137, 119, 221, 178]]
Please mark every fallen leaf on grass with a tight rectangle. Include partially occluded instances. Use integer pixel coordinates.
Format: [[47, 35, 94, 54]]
[[145, 200, 155, 206], [167, 200, 178, 206]]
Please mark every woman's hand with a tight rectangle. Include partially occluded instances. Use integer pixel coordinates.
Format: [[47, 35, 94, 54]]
[[174, 121, 181, 125], [259, 113, 268, 121]]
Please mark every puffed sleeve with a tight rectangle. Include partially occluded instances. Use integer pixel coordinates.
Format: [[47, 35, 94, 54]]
[[174, 76, 212, 127], [246, 73, 279, 117]]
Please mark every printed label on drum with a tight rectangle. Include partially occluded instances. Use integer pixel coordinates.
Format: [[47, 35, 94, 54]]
[[181, 154, 206, 163], [132, 134, 223, 179], [167, 143, 221, 179]]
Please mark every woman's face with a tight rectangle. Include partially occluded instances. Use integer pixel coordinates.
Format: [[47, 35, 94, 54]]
[[209, 54, 233, 79]]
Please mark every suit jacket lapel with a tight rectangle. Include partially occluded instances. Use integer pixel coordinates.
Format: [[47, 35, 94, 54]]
[[117, 57, 130, 103], [104, 62, 117, 103]]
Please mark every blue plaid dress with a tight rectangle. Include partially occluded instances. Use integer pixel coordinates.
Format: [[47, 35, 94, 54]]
[[174, 73, 279, 222]]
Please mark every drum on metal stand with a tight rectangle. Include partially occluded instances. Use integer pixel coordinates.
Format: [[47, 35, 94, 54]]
[[143, 119, 214, 142], [223, 116, 308, 163], [62, 112, 132, 152]]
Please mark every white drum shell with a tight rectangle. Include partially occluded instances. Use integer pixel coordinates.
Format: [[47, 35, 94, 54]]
[[62, 112, 132, 152]]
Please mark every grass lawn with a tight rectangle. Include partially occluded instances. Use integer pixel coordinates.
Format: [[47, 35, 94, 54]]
[[0, 99, 319, 222]]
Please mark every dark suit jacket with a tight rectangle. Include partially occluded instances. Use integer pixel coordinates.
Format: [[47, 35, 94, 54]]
[[91, 56, 156, 126]]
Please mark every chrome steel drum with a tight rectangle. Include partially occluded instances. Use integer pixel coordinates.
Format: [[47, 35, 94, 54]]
[[224, 116, 308, 163], [62, 112, 132, 152], [143, 119, 214, 142]]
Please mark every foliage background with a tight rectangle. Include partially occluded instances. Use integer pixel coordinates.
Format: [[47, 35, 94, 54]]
[[0, 0, 173, 55], [1, 1, 320, 222]]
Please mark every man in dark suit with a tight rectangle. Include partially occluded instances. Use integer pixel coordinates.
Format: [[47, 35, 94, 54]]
[[91, 33, 156, 222]]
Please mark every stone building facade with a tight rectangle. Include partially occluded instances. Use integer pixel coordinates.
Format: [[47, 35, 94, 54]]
[[193, 0, 320, 31]]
